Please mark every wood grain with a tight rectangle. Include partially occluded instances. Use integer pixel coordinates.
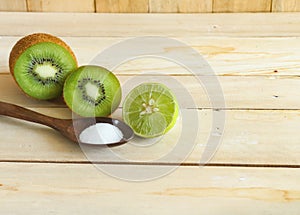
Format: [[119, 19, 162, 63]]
[[272, 0, 300, 12], [96, 0, 148, 13], [1, 163, 300, 214], [2, 36, 300, 76], [1, 11, 300, 215], [0, 0, 27, 11], [178, 0, 213, 13], [27, 0, 95, 12], [149, 0, 212, 13], [213, 0, 272, 12], [1, 107, 300, 166], [1, 12, 300, 37], [149, 0, 178, 13], [1, 74, 300, 110], [1, 0, 300, 13]]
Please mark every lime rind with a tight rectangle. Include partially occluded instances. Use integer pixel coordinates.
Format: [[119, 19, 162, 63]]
[[122, 83, 179, 138]]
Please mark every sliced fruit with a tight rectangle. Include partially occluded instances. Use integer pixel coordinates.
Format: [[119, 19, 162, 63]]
[[63, 65, 122, 117], [9, 33, 78, 100], [122, 83, 179, 138]]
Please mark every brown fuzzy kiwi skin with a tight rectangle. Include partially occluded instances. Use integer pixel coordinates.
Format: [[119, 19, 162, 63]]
[[9, 33, 78, 78]]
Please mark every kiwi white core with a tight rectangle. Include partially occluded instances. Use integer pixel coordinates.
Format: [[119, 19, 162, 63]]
[[85, 82, 100, 100], [35, 63, 57, 78], [140, 98, 160, 116]]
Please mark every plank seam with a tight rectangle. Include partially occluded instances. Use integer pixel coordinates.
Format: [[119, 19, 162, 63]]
[[1, 160, 300, 168], [2, 73, 300, 78], [93, 0, 96, 13], [25, 0, 29, 12], [270, 0, 274, 12]]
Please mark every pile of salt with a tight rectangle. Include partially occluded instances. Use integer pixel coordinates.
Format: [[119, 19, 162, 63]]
[[79, 123, 123, 145]]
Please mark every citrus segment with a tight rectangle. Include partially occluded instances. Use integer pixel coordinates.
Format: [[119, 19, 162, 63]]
[[122, 83, 179, 138]]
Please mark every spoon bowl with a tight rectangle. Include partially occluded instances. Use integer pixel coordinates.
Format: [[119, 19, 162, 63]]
[[0, 101, 134, 146], [71, 117, 134, 146]]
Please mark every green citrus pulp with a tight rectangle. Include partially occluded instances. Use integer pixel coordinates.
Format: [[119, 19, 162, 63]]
[[122, 83, 179, 138]]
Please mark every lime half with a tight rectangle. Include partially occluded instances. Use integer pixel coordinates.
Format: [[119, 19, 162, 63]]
[[122, 83, 179, 138]]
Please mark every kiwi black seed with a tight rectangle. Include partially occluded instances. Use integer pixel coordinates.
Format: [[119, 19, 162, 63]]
[[63, 65, 122, 117], [9, 33, 78, 100]]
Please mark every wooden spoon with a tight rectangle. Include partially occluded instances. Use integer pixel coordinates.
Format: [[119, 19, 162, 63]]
[[0, 101, 134, 146]]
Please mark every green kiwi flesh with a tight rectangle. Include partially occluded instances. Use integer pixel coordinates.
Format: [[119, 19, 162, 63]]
[[63, 65, 122, 117], [10, 33, 77, 100]]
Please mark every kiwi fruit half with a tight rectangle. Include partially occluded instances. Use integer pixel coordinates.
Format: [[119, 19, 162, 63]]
[[9, 33, 78, 100], [63, 65, 122, 117]]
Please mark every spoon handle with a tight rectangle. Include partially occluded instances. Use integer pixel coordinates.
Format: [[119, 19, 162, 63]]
[[0, 101, 61, 129]]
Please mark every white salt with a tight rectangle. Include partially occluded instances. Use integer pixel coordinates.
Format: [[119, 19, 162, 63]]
[[79, 123, 123, 145]]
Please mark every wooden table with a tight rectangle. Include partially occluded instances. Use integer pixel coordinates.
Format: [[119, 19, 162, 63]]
[[1, 12, 300, 214]]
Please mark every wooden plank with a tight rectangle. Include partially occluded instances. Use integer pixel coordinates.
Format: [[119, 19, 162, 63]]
[[149, 0, 212, 13], [96, 0, 148, 13], [0, 108, 85, 162], [1, 12, 300, 37], [1, 74, 300, 110], [149, 0, 178, 13], [2, 36, 300, 76], [0, 0, 27, 11], [177, 0, 212, 13], [213, 0, 272, 12], [272, 0, 300, 12], [1, 108, 300, 166], [27, 0, 95, 12], [1, 163, 300, 214]]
